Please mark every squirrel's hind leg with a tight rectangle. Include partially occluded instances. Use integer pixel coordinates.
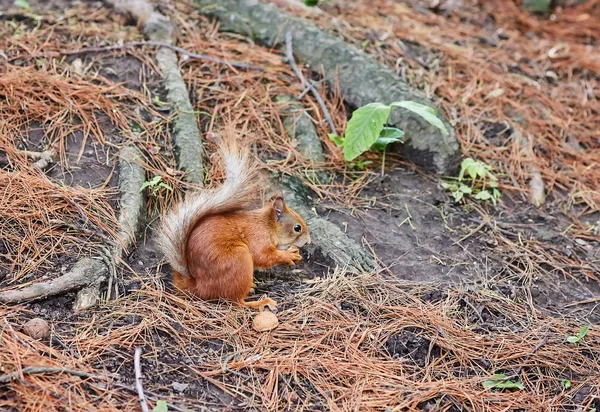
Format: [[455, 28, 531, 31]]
[[239, 297, 277, 312]]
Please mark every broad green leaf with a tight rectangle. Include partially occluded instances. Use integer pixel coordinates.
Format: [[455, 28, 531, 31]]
[[153, 400, 168, 412], [566, 336, 579, 343], [14, 0, 31, 10], [392, 101, 449, 136], [343, 103, 391, 161], [379, 127, 405, 140], [579, 326, 589, 339], [459, 185, 472, 194], [452, 191, 464, 202], [372, 127, 405, 150], [561, 379, 571, 390], [328, 133, 344, 147], [372, 137, 402, 151], [372, 127, 404, 150], [304, 0, 319, 6], [149, 175, 162, 185]]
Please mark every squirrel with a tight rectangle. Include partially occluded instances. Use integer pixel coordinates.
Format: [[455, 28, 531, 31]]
[[156, 136, 311, 312]]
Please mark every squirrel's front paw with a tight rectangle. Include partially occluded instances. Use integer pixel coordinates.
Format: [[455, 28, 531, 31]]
[[282, 249, 302, 265]]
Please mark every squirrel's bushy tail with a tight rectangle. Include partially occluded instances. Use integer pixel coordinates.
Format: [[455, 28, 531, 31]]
[[156, 136, 263, 276]]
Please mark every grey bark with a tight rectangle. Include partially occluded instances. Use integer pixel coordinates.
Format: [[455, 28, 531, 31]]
[[275, 95, 326, 164], [142, 10, 205, 185], [282, 176, 373, 271], [195, 0, 461, 175], [0, 258, 108, 304], [275, 94, 372, 271], [116, 145, 147, 247]]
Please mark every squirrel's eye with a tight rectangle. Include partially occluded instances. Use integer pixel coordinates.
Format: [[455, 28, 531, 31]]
[[293, 224, 302, 233]]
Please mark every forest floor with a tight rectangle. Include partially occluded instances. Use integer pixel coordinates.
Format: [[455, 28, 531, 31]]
[[0, 0, 599, 411]]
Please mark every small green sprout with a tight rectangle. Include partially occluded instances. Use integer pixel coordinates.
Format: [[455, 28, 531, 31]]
[[140, 175, 173, 195], [567, 326, 589, 344]]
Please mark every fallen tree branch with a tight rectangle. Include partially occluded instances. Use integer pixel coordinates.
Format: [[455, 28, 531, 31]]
[[284, 32, 336, 136], [134, 347, 150, 412]]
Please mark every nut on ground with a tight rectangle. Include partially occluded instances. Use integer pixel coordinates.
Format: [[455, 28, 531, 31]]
[[252, 311, 279, 332], [23, 318, 50, 339]]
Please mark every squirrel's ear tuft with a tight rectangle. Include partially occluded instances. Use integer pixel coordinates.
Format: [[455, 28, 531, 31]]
[[271, 196, 285, 220]]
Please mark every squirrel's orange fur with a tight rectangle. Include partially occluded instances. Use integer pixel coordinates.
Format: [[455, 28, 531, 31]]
[[157, 133, 310, 311]]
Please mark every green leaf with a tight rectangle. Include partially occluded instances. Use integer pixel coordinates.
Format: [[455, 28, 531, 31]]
[[372, 127, 405, 151], [522, 0, 551, 13], [343, 103, 391, 161], [452, 191, 464, 203], [458, 158, 475, 181], [567, 336, 579, 343], [328, 133, 344, 147], [483, 375, 524, 391], [304, 0, 319, 6], [474, 190, 492, 200], [391, 101, 449, 136], [561, 379, 571, 390], [153, 400, 168, 412], [379, 127, 405, 140], [14, 0, 31, 10], [458, 185, 472, 194], [157, 182, 174, 192], [578, 326, 589, 340]]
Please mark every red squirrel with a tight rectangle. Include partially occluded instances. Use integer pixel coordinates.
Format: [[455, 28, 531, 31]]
[[157, 137, 311, 311]]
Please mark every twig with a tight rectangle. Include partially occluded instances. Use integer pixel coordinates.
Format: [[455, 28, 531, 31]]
[[134, 347, 149, 412], [0, 366, 107, 384], [565, 296, 600, 308], [62, 41, 263, 72], [284, 32, 337, 136], [453, 216, 490, 245]]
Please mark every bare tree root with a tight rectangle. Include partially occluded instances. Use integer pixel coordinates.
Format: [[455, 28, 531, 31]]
[[195, 0, 461, 175], [0, 145, 147, 309], [0, 258, 107, 304], [275, 94, 373, 271], [106, 0, 205, 186]]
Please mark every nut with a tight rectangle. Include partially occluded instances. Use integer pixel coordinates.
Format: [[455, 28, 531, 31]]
[[23, 318, 50, 340], [252, 311, 279, 332]]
